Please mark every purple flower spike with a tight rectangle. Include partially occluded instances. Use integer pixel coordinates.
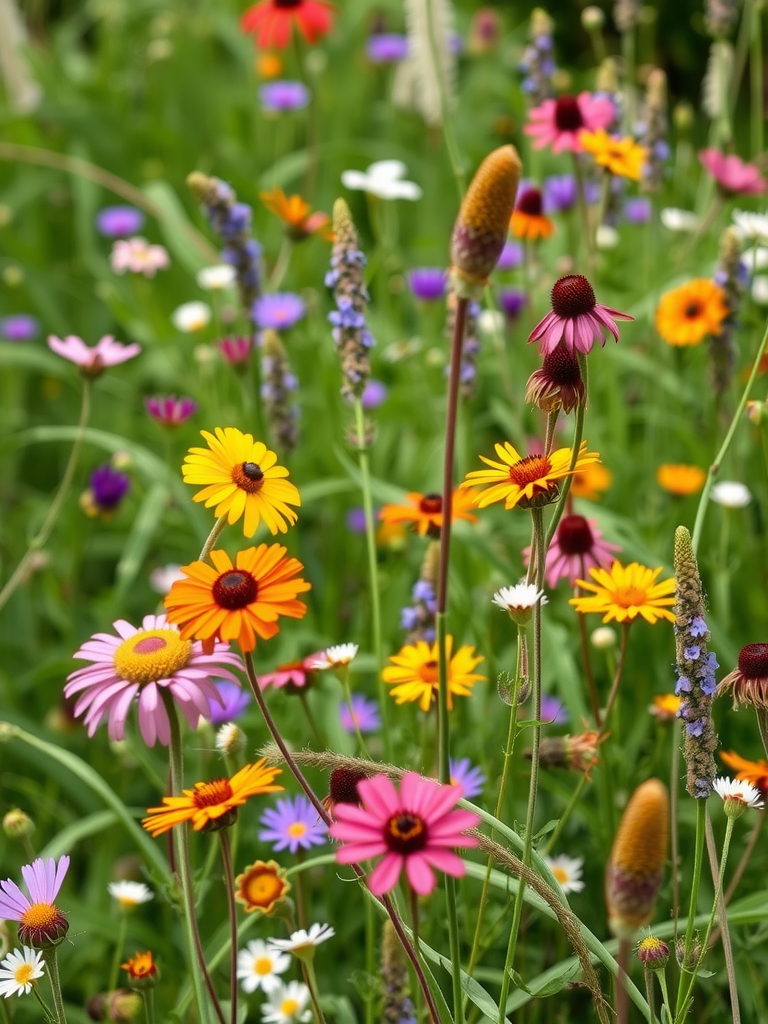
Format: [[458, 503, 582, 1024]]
[[259, 81, 310, 113], [252, 293, 306, 330], [498, 288, 527, 321], [209, 681, 251, 725], [258, 795, 328, 854], [366, 33, 409, 63], [449, 757, 486, 799], [0, 314, 39, 341], [408, 267, 447, 302], [340, 694, 381, 734], [145, 395, 197, 428], [96, 206, 145, 238]]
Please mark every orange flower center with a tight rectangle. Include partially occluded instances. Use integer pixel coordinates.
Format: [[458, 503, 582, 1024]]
[[212, 569, 258, 609], [508, 454, 551, 486], [287, 822, 308, 837], [20, 903, 57, 929], [419, 659, 439, 684], [419, 493, 443, 514], [193, 778, 233, 808], [611, 585, 648, 608], [385, 812, 428, 853], [241, 868, 285, 908], [232, 462, 265, 494], [551, 866, 569, 884], [255, 957, 274, 975]]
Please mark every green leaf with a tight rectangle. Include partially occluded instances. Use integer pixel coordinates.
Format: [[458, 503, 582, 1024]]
[[39, 810, 119, 859], [142, 179, 219, 272], [114, 483, 170, 603]]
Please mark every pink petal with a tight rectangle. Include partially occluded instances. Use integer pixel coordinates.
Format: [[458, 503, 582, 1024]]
[[404, 853, 437, 896], [423, 847, 467, 875], [358, 775, 400, 818], [368, 853, 404, 896], [334, 842, 388, 863]]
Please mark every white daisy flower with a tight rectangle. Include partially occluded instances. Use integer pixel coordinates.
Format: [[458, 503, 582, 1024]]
[[752, 274, 768, 306], [713, 776, 764, 818], [268, 923, 335, 955], [710, 481, 752, 508], [660, 208, 699, 233], [493, 584, 547, 625], [341, 160, 422, 201], [197, 265, 237, 291], [107, 881, 154, 907], [261, 981, 312, 1024], [732, 210, 768, 241], [171, 301, 211, 333], [596, 224, 620, 250], [237, 939, 290, 994], [543, 854, 585, 894], [310, 644, 359, 670], [0, 947, 45, 998]]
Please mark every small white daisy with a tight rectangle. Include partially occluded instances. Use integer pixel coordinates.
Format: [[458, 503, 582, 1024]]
[[261, 981, 312, 1024], [492, 583, 547, 613], [713, 776, 764, 817], [543, 854, 585, 894], [107, 881, 154, 908], [171, 301, 211, 333], [752, 274, 768, 306], [197, 265, 237, 291], [710, 481, 752, 508], [0, 947, 45, 998], [310, 644, 359, 670], [237, 939, 290, 994], [478, 310, 504, 336], [732, 210, 768, 241], [596, 224, 620, 250], [216, 723, 246, 756], [268, 923, 335, 955], [660, 207, 699, 233]]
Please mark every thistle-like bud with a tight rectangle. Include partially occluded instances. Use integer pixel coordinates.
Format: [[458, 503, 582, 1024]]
[[326, 199, 374, 399], [534, 731, 604, 774], [449, 146, 522, 298], [636, 935, 670, 971], [606, 779, 669, 938], [382, 920, 415, 1024], [3, 807, 35, 840], [675, 932, 703, 971]]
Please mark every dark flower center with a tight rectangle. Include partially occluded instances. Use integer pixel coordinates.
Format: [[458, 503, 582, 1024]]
[[541, 346, 583, 385], [274, 0, 302, 7], [516, 188, 543, 216], [508, 454, 552, 486], [683, 302, 702, 319], [193, 778, 233, 808], [737, 643, 768, 679], [329, 767, 368, 806], [419, 493, 443, 514], [556, 514, 595, 555], [385, 812, 428, 854], [550, 275, 597, 318], [553, 96, 584, 132], [232, 462, 265, 493], [213, 569, 258, 609]]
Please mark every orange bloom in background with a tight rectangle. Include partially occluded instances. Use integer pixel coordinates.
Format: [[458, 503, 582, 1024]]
[[164, 545, 311, 654], [570, 462, 612, 500], [510, 186, 554, 240], [649, 694, 681, 720], [235, 860, 291, 914], [379, 489, 478, 537], [579, 129, 646, 181], [655, 279, 729, 347], [256, 53, 283, 78], [720, 750, 768, 794], [240, 0, 335, 49], [656, 464, 707, 496], [260, 187, 332, 241], [122, 951, 157, 982]]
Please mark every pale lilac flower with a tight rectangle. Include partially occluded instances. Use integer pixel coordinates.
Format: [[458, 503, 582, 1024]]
[[0, 314, 39, 341], [366, 33, 409, 62], [0, 857, 70, 947], [260, 81, 310, 112], [543, 174, 578, 213], [361, 379, 388, 409], [495, 240, 524, 270], [624, 197, 651, 223], [209, 681, 252, 725], [253, 293, 305, 330], [449, 757, 486, 799], [528, 275, 634, 356], [340, 695, 381, 734], [87, 464, 130, 515], [408, 268, 447, 302], [258, 796, 328, 853], [110, 237, 169, 277], [96, 206, 145, 238], [498, 288, 527, 321], [47, 334, 141, 376], [145, 395, 197, 427], [540, 695, 568, 725]]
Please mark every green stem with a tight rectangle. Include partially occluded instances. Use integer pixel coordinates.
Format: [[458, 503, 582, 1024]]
[[219, 830, 238, 1024], [616, 937, 631, 1024], [30, 982, 56, 1022], [543, 366, 588, 555], [621, 26, 637, 133], [42, 947, 67, 1024], [704, 813, 740, 1024], [571, 154, 595, 272], [340, 670, 370, 758], [751, 0, 764, 158], [541, 773, 589, 856], [302, 959, 327, 1024], [670, 719, 682, 941], [657, 971, 673, 1024], [142, 989, 156, 1024], [198, 513, 228, 565], [268, 235, 294, 292], [674, 799, 708, 1018], [107, 914, 128, 992]]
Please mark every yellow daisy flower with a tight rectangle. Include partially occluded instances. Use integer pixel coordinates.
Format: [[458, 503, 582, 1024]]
[[182, 427, 300, 537], [579, 129, 647, 181], [655, 279, 729, 347], [570, 561, 676, 625], [462, 441, 600, 510], [382, 636, 485, 711]]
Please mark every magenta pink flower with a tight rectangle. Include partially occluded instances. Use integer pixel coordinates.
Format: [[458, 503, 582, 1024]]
[[0, 857, 70, 947], [64, 613, 243, 746], [528, 275, 634, 356], [258, 653, 323, 691], [699, 148, 768, 196], [145, 395, 197, 427], [524, 93, 615, 154], [524, 514, 621, 589], [218, 335, 253, 365], [47, 334, 141, 377], [329, 772, 480, 896]]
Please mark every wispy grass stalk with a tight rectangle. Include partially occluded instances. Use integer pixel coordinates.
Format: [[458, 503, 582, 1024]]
[[41, 948, 67, 1024], [219, 830, 238, 1024]]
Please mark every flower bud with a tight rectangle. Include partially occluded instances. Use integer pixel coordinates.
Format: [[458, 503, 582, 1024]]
[[216, 722, 246, 756], [636, 935, 669, 970], [675, 933, 702, 971], [581, 5, 605, 28], [591, 626, 617, 650], [3, 808, 35, 840], [86, 990, 143, 1023]]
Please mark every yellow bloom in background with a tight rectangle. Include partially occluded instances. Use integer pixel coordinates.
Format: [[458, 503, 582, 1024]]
[[235, 860, 291, 915], [382, 637, 485, 711], [656, 464, 706, 496], [462, 441, 600, 510], [143, 760, 283, 837], [570, 462, 612, 500], [655, 279, 729, 347], [649, 694, 682, 720], [183, 428, 300, 537], [570, 561, 676, 625], [579, 129, 646, 180]]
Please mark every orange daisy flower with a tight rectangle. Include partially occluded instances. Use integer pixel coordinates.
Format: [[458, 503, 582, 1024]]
[[164, 545, 311, 654], [656, 464, 706, 496], [240, 0, 335, 50], [655, 279, 729, 347], [720, 750, 768, 794], [235, 860, 291, 915], [260, 187, 332, 241], [122, 951, 158, 986], [510, 187, 554, 241], [579, 130, 647, 181], [378, 489, 478, 538], [570, 462, 612, 500]]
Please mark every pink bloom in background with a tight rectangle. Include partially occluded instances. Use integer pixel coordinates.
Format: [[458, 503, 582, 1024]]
[[524, 514, 621, 588], [528, 275, 633, 356], [258, 653, 323, 691], [329, 772, 480, 896], [699, 149, 768, 196], [110, 237, 170, 277], [47, 334, 141, 377], [218, 335, 253, 365], [145, 395, 197, 427], [525, 93, 615, 154], [64, 614, 243, 746], [0, 857, 70, 947]]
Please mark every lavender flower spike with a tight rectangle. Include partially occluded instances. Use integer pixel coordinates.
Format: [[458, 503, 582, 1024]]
[[326, 199, 374, 399]]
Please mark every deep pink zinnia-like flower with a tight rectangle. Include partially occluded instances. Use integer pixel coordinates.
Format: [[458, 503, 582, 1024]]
[[258, 653, 323, 691], [524, 93, 615, 154], [329, 772, 480, 896], [64, 614, 243, 747], [524, 514, 621, 588], [528, 275, 634, 356], [47, 334, 141, 377], [0, 857, 70, 948], [218, 335, 253, 365], [699, 148, 768, 196], [145, 395, 197, 427]]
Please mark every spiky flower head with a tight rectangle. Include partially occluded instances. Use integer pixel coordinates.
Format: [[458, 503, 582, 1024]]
[[636, 936, 670, 970]]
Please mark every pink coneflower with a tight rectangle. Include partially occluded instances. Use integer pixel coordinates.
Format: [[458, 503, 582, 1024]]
[[524, 92, 615, 154], [329, 772, 480, 896], [528, 275, 633, 356], [0, 857, 70, 948], [525, 514, 621, 588], [47, 334, 141, 377], [699, 149, 768, 196], [64, 614, 243, 746], [258, 653, 323, 692], [145, 395, 197, 427]]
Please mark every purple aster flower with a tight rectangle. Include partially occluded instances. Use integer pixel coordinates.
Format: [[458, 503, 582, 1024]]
[[0, 856, 70, 947], [624, 197, 651, 223], [366, 33, 409, 63], [361, 379, 388, 409], [449, 757, 486, 799], [340, 694, 381, 734], [495, 240, 524, 271], [252, 293, 305, 331], [346, 507, 367, 534], [259, 81, 310, 113], [258, 795, 327, 854], [540, 695, 568, 725], [209, 681, 251, 725], [408, 267, 447, 302], [412, 580, 436, 607], [543, 174, 578, 213], [96, 206, 145, 238], [0, 314, 39, 341], [89, 464, 130, 512], [145, 395, 197, 427], [498, 288, 527, 321]]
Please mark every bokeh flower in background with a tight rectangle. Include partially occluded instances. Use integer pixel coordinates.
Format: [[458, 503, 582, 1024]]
[[81, 463, 131, 519], [96, 206, 145, 238], [341, 160, 422, 201], [366, 33, 409, 63], [253, 293, 306, 331], [172, 302, 211, 333], [258, 795, 327, 853], [241, 0, 335, 49], [408, 267, 447, 302], [0, 314, 39, 341], [110, 238, 169, 277], [699, 148, 768, 196], [340, 695, 381, 734], [259, 81, 311, 112], [48, 334, 141, 376], [525, 92, 614, 153], [145, 396, 197, 428], [655, 279, 728, 346]]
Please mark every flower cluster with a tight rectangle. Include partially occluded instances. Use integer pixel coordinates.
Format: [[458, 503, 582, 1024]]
[[709, 226, 747, 397], [260, 330, 300, 455], [518, 8, 556, 104]]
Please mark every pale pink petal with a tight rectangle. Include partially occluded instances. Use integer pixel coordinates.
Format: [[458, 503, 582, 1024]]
[[368, 853, 404, 895], [400, 773, 442, 818], [428, 808, 481, 835], [358, 775, 401, 818], [423, 848, 467, 875], [334, 841, 388, 863], [404, 853, 436, 895]]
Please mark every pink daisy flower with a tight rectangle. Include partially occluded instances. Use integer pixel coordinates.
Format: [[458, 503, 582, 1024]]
[[524, 93, 615, 154], [699, 148, 768, 196], [145, 395, 197, 427], [524, 514, 621, 588], [528, 274, 634, 356], [258, 653, 323, 691], [328, 772, 480, 896], [47, 334, 141, 377], [64, 614, 243, 747], [0, 857, 70, 948]]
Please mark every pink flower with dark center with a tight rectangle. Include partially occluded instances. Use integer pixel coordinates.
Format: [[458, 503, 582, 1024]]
[[47, 334, 141, 377], [258, 653, 323, 692], [699, 149, 768, 196], [528, 275, 634, 356], [145, 395, 198, 427], [0, 857, 70, 948], [524, 514, 621, 588], [329, 772, 480, 896], [64, 614, 243, 747], [525, 93, 616, 154]]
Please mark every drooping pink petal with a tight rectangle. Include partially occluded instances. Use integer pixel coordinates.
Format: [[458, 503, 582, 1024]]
[[423, 848, 467, 875], [368, 853, 404, 895], [404, 853, 437, 895], [334, 841, 389, 862], [358, 775, 401, 818]]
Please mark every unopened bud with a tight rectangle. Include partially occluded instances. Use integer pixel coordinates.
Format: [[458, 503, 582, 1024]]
[[86, 990, 143, 1023], [216, 722, 246, 756], [3, 808, 35, 840], [675, 933, 703, 971], [636, 935, 669, 970], [581, 5, 605, 28], [591, 626, 617, 650]]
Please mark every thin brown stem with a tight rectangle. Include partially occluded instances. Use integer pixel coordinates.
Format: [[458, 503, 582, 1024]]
[[219, 831, 238, 1024], [705, 815, 740, 1024]]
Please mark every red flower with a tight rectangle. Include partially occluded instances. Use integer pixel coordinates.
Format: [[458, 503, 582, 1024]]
[[240, 0, 335, 49]]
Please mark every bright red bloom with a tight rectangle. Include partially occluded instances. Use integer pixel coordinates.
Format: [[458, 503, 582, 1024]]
[[240, 0, 335, 50]]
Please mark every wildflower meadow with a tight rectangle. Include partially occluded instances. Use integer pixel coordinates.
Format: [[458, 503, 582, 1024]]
[[3, 1, 768, 1023]]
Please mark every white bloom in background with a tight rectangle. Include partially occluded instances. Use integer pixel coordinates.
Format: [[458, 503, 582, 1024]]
[[713, 776, 764, 818], [0, 947, 45, 998], [110, 237, 170, 278], [310, 644, 359, 670], [478, 310, 504, 335], [261, 981, 312, 1024], [237, 939, 290, 994], [107, 881, 153, 908], [268, 923, 335, 955], [596, 224, 619, 250], [752, 274, 768, 305], [492, 584, 547, 614], [742, 246, 768, 270], [172, 301, 211, 332], [591, 626, 617, 650], [660, 208, 698, 233], [341, 160, 422, 201], [710, 481, 752, 508], [543, 854, 585, 894], [216, 723, 246, 756], [149, 564, 185, 594], [197, 264, 237, 291], [732, 210, 768, 241]]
